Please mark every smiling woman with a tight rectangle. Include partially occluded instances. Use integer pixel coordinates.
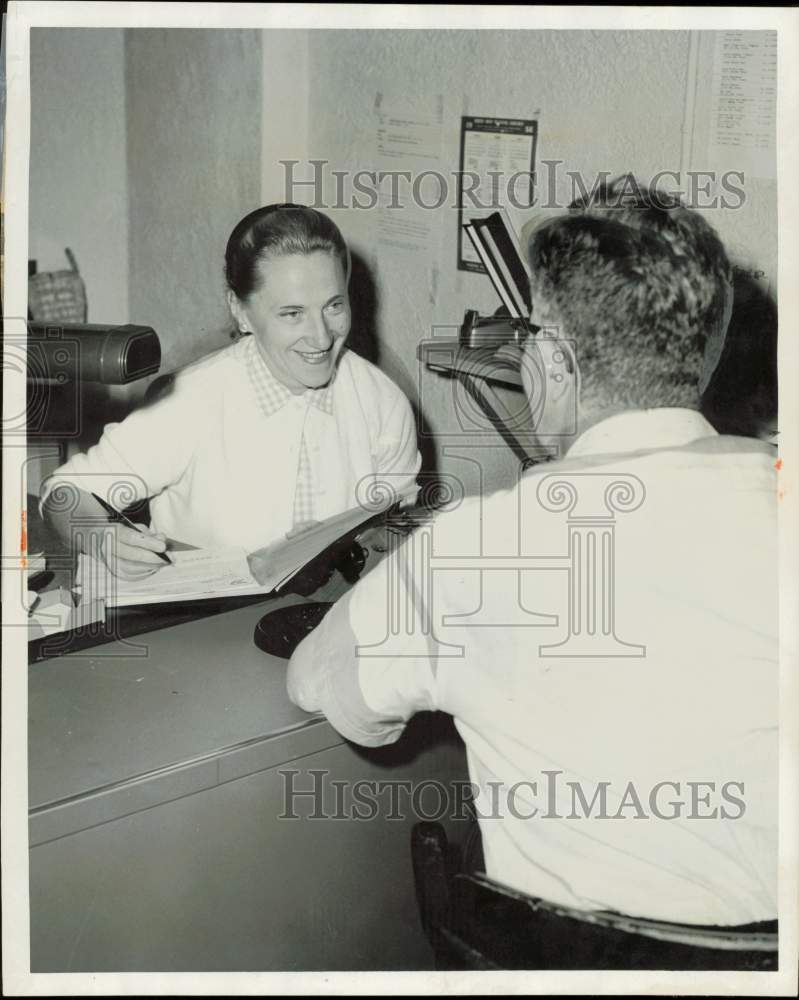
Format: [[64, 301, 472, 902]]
[[226, 228, 351, 394], [41, 205, 421, 579]]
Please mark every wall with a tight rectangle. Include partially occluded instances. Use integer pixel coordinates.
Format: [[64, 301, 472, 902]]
[[29, 28, 129, 324], [27, 29, 131, 484], [304, 29, 778, 493], [125, 29, 263, 373], [27, 29, 778, 481], [260, 30, 309, 205]]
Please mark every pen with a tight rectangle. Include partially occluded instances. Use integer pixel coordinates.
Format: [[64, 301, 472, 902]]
[[91, 492, 172, 565]]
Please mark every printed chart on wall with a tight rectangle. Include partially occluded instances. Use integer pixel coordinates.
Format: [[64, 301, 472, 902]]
[[685, 30, 777, 183], [457, 116, 538, 273]]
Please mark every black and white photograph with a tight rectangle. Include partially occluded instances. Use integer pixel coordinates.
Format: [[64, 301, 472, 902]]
[[2, 2, 797, 995]]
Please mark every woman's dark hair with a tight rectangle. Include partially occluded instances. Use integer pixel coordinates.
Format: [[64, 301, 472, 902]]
[[225, 203, 349, 300]]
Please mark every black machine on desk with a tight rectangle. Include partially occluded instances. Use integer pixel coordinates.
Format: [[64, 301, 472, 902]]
[[25, 321, 162, 438], [27, 322, 161, 385], [460, 211, 534, 348], [416, 211, 558, 467], [459, 308, 533, 349]]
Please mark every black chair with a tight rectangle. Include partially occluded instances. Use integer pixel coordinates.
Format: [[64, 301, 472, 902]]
[[411, 822, 778, 971]]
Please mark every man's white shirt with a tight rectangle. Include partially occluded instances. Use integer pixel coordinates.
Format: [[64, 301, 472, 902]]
[[288, 409, 778, 926]]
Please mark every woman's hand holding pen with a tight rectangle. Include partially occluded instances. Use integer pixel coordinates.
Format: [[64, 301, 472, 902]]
[[99, 525, 170, 581], [87, 491, 171, 580]]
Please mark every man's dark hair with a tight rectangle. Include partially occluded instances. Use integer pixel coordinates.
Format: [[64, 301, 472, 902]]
[[528, 177, 732, 411]]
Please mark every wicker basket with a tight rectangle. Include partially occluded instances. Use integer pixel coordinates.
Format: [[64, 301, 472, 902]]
[[28, 248, 87, 323]]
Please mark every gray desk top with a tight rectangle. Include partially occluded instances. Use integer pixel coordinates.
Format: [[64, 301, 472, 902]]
[[29, 597, 326, 811]]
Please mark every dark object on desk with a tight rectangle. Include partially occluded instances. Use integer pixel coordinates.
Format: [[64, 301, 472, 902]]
[[253, 601, 333, 659], [462, 212, 532, 319], [459, 308, 532, 349], [281, 537, 368, 598], [460, 211, 534, 349], [27, 570, 55, 592], [412, 822, 778, 971], [418, 338, 555, 468], [27, 322, 161, 384]]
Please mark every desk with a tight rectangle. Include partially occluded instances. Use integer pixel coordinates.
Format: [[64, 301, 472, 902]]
[[418, 339, 555, 467], [28, 595, 471, 971]]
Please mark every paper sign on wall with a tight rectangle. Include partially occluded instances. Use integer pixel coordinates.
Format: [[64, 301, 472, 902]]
[[374, 93, 444, 259], [458, 116, 538, 273]]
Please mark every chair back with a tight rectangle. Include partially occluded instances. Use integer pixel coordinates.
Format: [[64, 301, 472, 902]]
[[411, 822, 778, 971]]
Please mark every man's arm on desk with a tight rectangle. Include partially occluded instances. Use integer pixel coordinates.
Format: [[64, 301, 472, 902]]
[[287, 541, 439, 747]]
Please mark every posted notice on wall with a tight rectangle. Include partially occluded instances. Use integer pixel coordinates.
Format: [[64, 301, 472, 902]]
[[707, 31, 777, 181], [374, 92, 444, 260], [457, 116, 538, 273]]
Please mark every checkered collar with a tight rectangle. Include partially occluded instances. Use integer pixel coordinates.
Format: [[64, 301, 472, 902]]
[[241, 335, 335, 417]]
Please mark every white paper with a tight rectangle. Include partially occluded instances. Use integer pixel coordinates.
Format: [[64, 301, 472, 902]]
[[75, 490, 409, 607], [75, 546, 265, 607], [460, 119, 537, 268], [707, 31, 777, 181], [374, 93, 444, 258]]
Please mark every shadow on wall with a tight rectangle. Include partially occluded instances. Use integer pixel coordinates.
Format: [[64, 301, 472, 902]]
[[701, 271, 778, 441], [348, 251, 380, 368], [348, 250, 438, 481]]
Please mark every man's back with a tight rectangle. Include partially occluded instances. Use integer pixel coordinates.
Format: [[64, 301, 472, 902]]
[[430, 410, 777, 924], [290, 409, 778, 926]]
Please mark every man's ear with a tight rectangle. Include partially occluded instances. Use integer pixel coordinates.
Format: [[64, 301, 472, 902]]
[[227, 290, 249, 333]]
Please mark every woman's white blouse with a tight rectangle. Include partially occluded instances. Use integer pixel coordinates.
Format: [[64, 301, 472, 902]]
[[42, 337, 421, 552]]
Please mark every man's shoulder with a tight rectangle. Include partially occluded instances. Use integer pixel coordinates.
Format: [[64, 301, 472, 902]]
[[512, 425, 776, 540], [552, 433, 776, 474], [538, 408, 775, 475]]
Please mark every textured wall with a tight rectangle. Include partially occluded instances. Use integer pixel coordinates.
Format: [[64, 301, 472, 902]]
[[29, 28, 129, 324], [27, 29, 777, 470], [125, 29, 262, 372], [305, 29, 778, 492]]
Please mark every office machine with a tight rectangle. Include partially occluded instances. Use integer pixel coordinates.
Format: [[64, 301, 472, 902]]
[[460, 212, 533, 348], [459, 307, 532, 349], [24, 322, 162, 439], [419, 211, 562, 466], [27, 322, 162, 384]]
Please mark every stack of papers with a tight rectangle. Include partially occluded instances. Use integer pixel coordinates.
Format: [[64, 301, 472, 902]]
[[76, 546, 265, 608], [75, 492, 409, 608]]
